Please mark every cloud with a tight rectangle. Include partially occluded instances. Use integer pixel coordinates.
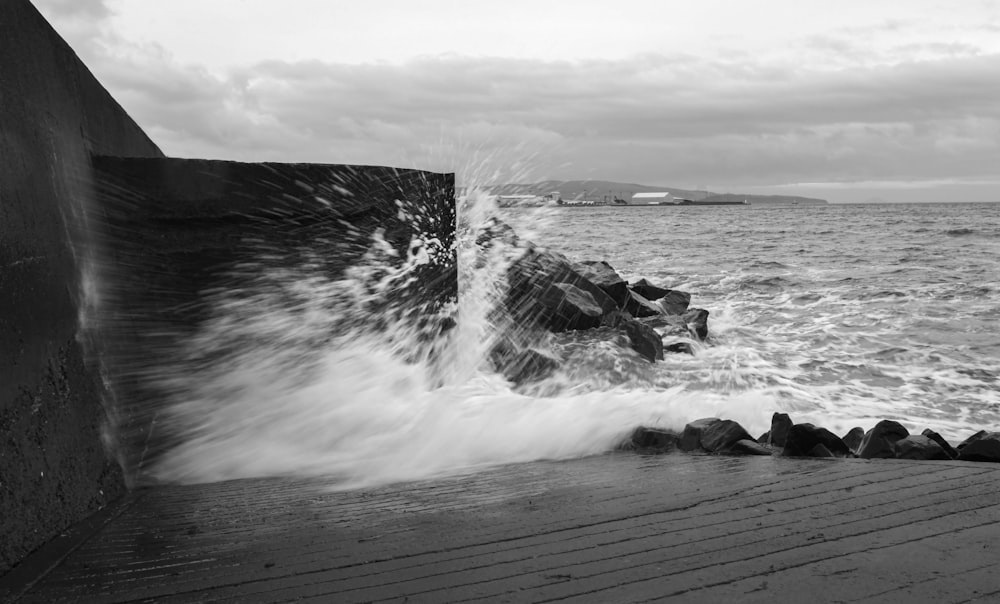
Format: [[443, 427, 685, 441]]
[[30, 1, 1000, 195], [108, 51, 998, 187]]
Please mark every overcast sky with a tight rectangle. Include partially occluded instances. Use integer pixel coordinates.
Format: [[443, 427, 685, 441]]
[[35, 0, 1000, 202]]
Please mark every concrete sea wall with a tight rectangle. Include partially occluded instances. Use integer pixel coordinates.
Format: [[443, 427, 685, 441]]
[[0, 0, 455, 575], [0, 0, 164, 574]]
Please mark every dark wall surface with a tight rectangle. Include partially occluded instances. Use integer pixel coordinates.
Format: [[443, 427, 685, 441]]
[[0, 0, 164, 574], [90, 158, 456, 479]]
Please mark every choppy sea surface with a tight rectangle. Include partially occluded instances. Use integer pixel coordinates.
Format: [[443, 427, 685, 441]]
[[152, 199, 1000, 488]]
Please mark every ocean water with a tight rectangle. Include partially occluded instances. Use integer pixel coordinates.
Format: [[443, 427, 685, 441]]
[[151, 197, 1000, 488]]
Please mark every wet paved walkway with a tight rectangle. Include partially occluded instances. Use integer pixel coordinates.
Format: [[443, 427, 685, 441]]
[[7, 454, 1000, 603]]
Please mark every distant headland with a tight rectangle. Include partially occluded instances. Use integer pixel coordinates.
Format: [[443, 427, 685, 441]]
[[477, 180, 829, 207]]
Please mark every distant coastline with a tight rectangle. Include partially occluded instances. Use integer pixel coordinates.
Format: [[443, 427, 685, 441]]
[[476, 179, 829, 207]]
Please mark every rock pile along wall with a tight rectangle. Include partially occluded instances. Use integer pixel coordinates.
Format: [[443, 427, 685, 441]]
[[0, 0, 456, 576]]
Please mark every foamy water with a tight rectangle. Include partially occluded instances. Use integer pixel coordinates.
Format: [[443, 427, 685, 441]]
[[150, 195, 1000, 488]]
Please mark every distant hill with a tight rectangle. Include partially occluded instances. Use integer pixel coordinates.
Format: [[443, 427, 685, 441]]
[[490, 180, 710, 202], [702, 193, 828, 206], [489, 180, 827, 205]]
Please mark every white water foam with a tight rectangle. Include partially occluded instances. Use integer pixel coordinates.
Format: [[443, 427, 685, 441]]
[[149, 188, 783, 489]]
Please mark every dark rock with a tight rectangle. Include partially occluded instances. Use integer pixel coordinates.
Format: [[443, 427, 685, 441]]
[[683, 308, 710, 340], [602, 311, 663, 362], [807, 443, 835, 458], [505, 246, 618, 331], [730, 439, 773, 456], [782, 423, 852, 457], [658, 290, 692, 316], [894, 435, 950, 460], [957, 430, 988, 451], [623, 289, 662, 318], [630, 278, 670, 301], [664, 342, 694, 355], [701, 419, 754, 453], [628, 426, 679, 450], [757, 431, 770, 444], [957, 432, 1000, 462], [679, 418, 720, 452], [576, 261, 629, 306], [842, 427, 865, 453], [537, 282, 604, 331], [768, 413, 793, 447], [921, 429, 958, 459], [857, 420, 910, 459]]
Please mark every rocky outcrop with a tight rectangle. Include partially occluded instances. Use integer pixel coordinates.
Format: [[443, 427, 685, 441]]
[[625, 411, 998, 467], [603, 311, 663, 362], [894, 435, 950, 460], [538, 282, 606, 331], [623, 289, 662, 318], [782, 423, 852, 458], [623, 426, 680, 451], [766, 412, 793, 447], [922, 429, 959, 459], [683, 308, 710, 341], [658, 290, 692, 316], [487, 233, 712, 373], [576, 261, 629, 306], [506, 247, 619, 330], [679, 418, 753, 453], [957, 432, 1000, 462], [857, 420, 910, 459], [630, 278, 670, 301], [842, 427, 865, 453]]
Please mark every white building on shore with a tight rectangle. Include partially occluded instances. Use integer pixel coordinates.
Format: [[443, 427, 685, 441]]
[[630, 192, 675, 205]]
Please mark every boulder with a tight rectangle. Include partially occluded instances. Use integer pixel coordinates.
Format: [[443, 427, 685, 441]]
[[842, 427, 865, 454], [576, 261, 629, 306], [700, 419, 755, 453], [538, 282, 604, 331], [505, 246, 618, 330], [768, 413, 793, 447], [957, 430, 988, 451], [627, 426, 679, 451], [857, 420, 910, 459], [683, 308, 710, 340], [730, 439, 773, 456], [602, 311, 663, 362], [679, 418, 721, 452], [623, 289, 662, 318], [894, 435, 950, 460], [658, 290, 692, 316], [921, 429, 958, 459], [630, 278, 670, 301], [957, 432, 1000, 463], [782, 423, 852, 457]]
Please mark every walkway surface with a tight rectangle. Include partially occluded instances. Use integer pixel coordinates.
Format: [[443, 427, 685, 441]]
[[6, 453, 1000, 603]]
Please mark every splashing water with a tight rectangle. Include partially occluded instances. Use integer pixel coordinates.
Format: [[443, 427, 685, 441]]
[[148, 180, 1000, 489], [146, 185, 762, 489]]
